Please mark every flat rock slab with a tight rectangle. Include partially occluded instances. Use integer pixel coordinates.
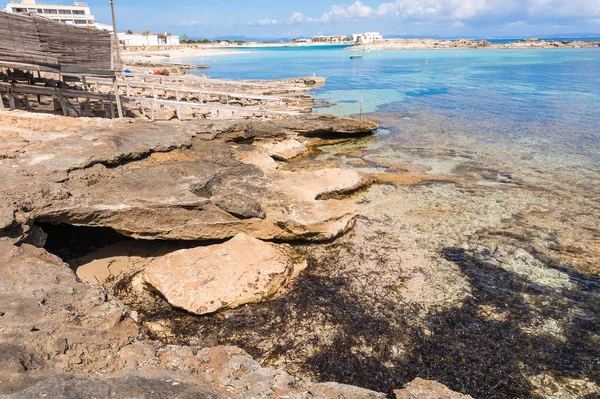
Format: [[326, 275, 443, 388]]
[[267, 139, 309, 162], [143, 233, 307, 315], [0, 206, 15, 231], [394, 378, 473, 399], [4, 114, 375, 243]]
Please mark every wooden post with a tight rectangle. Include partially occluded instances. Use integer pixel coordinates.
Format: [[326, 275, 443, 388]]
[[24, 95, 31, 111], [57, 90, 68, 116], [176, 90, 181, 120], [0, 94, 5, 111], [109, 0, 121, 72], [109, 97, 115, 119], [113, 79, 123, 119], [8, 88, 16, 109], [151, 100, 155, 121]]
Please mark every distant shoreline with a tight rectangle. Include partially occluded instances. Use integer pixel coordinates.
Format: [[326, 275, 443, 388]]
[[352, 38, 600, 51]]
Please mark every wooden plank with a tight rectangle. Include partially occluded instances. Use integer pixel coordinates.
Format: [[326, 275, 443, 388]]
[[121, 96, 299, 116], [85, 78, 307, 103], [0, 82, 113, 101], [121, 72, 283, 88], [0, 82, 300, 117]]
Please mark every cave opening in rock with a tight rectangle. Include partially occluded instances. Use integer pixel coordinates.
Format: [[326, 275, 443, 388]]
[[37, 222, 134, 262]]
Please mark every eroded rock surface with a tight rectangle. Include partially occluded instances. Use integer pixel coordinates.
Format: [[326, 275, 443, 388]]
[[0, 112, 375, 243], [266, 138, 310, 162], [0, 237, 392, 398], [143, 234, 308, 315], [394, 378, 473, 399]]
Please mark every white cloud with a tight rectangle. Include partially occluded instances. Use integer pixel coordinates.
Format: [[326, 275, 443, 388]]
[[504, 20, 526, 27], [317, 1, 376, 23], [172, 21, 201, 28], [528, 0, 600, 19], [290, 12, 305, 23], [373, 0, 517, 21], [253, 0, 600, 29], [257, 19, 282, 26]]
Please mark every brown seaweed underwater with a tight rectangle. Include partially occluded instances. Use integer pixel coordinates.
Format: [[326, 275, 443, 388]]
[[48, 108, 600, 398]]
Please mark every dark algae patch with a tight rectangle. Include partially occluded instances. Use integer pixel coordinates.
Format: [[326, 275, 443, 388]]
[[117, 229, 600, 398]]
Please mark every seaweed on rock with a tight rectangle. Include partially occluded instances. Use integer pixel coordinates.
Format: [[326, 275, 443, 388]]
[[118, 235, 600, 399]]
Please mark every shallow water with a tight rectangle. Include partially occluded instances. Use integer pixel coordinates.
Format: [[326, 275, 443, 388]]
[[158, 47, 600, 397], [178, 46, 600, 170]]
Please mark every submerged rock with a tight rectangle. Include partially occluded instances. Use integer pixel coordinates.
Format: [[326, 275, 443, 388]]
[[143, 233, 307, 315]]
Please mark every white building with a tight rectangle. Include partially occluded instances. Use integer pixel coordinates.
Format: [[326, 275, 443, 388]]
[[3, 0, 99, 27], [118, 32, 180, 47], [352, 32, 383, 44], [312, 35, 349, 43]]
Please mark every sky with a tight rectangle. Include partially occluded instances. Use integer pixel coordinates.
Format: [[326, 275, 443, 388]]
[[6, 0, 600, 38]]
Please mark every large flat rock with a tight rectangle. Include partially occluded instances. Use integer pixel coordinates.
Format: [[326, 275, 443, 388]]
[[2, 114, 375, 243], [143, 234, 307, 315], [0, 239, 386, 398], [32, 146, 369, 241]]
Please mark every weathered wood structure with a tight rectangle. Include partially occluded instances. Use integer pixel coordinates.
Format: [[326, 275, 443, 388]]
[[0, 12, 118, 75], [0, 12, 313, 120]]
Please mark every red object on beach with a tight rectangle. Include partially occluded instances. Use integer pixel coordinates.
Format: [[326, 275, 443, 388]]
[[154, 71, 161, 75]]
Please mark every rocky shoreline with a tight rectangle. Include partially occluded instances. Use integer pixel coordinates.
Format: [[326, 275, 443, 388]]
[[352, 38, 600, 51], [0, 110, 479, 398], [2, 92, 599, 399]]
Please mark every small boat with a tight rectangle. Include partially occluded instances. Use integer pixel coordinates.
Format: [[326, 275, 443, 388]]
[[350, 55, 363, 59]]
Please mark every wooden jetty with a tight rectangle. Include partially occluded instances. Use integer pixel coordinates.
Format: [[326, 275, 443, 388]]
[[0, 12, 317, 120]]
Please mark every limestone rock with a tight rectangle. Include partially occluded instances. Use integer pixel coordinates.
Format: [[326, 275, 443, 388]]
[[3, 377, 223, 399], [0, 205, 15, 231], [394, 378, 473, 399], [143, 234, 307, 315], [311, 382, 387, 398], [0, 130, 28, 159], [273, 168, 370, 201], [267, 139, 309, 162], [194, 114, 379, 142]]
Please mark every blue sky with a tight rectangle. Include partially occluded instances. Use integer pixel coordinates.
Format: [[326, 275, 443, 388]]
[[13, 0, 600, 38]]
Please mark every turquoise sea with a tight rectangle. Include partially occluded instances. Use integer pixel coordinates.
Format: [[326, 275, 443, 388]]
[[174, 45, 600, 171]]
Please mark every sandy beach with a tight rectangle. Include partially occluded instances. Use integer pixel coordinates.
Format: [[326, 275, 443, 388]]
[[120, 47, 245, 63]]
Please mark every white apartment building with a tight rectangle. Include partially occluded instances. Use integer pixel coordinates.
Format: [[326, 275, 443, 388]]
[[119, 33, 180, 47], [3, 0, 99, 27], [352, 32, 383, 43]]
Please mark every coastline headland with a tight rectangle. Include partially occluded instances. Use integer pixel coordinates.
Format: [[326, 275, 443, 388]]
[[352, 37, 600, 51]]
